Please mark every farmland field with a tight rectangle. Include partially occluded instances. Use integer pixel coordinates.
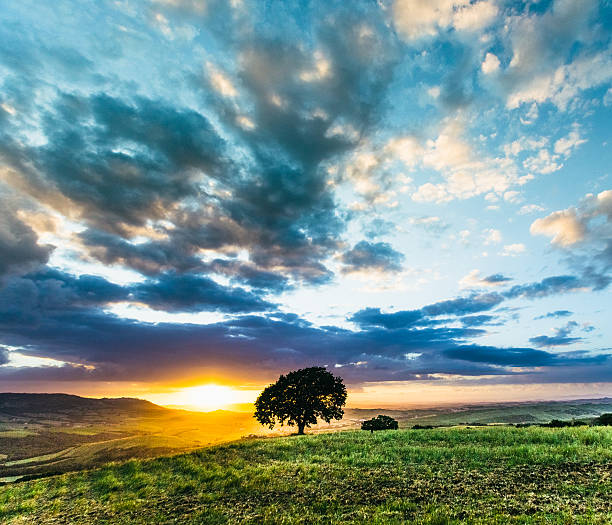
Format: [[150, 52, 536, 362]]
[[1, 425, 611, 524]]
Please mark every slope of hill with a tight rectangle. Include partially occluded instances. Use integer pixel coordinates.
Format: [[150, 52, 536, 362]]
[[0, 393, 165, 420], [3, 393, 612, 484], [0, 394, 263, 482], [1, 426, 611, 524]]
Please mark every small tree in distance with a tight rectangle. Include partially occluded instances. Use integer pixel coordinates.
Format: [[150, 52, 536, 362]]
[[361, 415, 399, 433], [254, 367, 347, 435]]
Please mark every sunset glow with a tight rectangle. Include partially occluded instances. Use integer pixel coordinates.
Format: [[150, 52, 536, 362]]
[[147, 384, 259, 412]]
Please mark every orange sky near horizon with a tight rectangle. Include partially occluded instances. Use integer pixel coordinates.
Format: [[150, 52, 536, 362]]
[[4, 379, 612, 412]]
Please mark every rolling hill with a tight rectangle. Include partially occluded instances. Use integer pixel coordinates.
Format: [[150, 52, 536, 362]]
[[1, 426, 611, 523]]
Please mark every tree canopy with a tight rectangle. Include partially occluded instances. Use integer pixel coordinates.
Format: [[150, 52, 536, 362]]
[[254, 367, 347, 435], [361, 415, 399, 433]]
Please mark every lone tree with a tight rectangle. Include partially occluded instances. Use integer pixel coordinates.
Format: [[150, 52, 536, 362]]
[[361, 415, 399, 433], [254, 367, 347, 435]]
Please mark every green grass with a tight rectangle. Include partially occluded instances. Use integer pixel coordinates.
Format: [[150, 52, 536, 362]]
[[1, 426, 611, 524]]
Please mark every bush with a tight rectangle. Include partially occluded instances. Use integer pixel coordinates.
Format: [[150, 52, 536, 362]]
[[361, 415, 399, 433], [540, 419, 588, 428], [592, 413, 612, 426]]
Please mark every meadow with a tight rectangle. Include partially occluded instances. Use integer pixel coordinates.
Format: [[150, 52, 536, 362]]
[[1, 425, 611, 524]]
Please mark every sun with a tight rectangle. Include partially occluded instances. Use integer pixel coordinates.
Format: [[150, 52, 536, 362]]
[[146, 383, 260, 412], [179, 384, 237, 411]]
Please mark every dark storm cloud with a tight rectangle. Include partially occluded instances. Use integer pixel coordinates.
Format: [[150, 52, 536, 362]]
[[443, 345, 606, 368], [207, 259, 291, 293], [350, 308, 424, 330], [0, 264, 609, 384], [0, 300, 490, 384], [29, 93, 228, 233], [0, 208, 52, 278], [0, 269, 273, 321], [132, 272, 275, 313], [0, 1, 401, 289], [0, 347, 9, 366], [340, 241, 405, 274], [79, 229, 208, 276], [350, 293, 504, 330], [1, 297, 609, 385]]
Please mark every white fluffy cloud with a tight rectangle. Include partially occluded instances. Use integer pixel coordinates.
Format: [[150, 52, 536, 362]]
[[481, 52, 500, 74], [392, 0, 497, 41], [498, 0, 610, 110], [483, 228, 502, 245], [411, 119, 519, 203], [530, 209, 585, 246], [531, 190, 612, 247], [501, 243, 526, 257], [554, 129, 587, 157]]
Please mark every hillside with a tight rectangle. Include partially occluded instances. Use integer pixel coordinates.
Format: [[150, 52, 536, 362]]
[[0, 393, 165, 417], [0, 393, 263, 482], [3, 394, 612, 484], [1, 426, 611, 524]]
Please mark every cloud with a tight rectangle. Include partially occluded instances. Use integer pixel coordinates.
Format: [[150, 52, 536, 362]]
[[0, 346, 8, 366], [481, 52, 500, 74], [503, 274, 596, 299], [483, 228, 502, 245], [518, 204, 546, 215], [408, 216, 450, 235], [362, 218, 396, 239], [529, 321, 582, 347], [529, 334, 581, 348], [131, 272, 275, 313], [500, 243, 526, 257], [410, 119, 520, 203], [443, 344, 603, 368], [392, 0, 498, 41], [460, 270, 512, 289], [531, 190, 612, 289], [534, 310, 573, 320], [350, 292, 504, 330], [531, 190, 611, 247], [497, 0, 607, 110], [0, 268, 274, 319], [460, 315, 495, 326], [0, 205, 53, 279], [0, 2, 401, 289], [340, 241, 405, 275], [554, 128, 587, 157], [0, 266, 609, 385], [531, 209, 585, 246]]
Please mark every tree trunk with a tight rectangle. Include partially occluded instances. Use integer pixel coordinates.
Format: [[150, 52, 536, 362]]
[[297, 421, 305, 435]]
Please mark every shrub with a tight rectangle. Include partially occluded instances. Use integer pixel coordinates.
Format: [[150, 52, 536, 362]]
[[361, 415, 399, 433], [593, 413, 612, 426]]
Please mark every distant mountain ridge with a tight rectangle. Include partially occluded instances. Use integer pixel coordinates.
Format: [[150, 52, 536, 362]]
[[0, 393, 166, 417]]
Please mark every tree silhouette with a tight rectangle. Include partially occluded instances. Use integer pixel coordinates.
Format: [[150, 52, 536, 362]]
[[254, 367, 347, 435], [361, 414, 399, 433]]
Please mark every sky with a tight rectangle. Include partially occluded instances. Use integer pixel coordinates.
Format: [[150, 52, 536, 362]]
[[0, 0, 611, 408]]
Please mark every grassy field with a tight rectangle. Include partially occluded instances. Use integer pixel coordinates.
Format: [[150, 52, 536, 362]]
[[1, 425, 611, 524], [3, 394, 611, 483]]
